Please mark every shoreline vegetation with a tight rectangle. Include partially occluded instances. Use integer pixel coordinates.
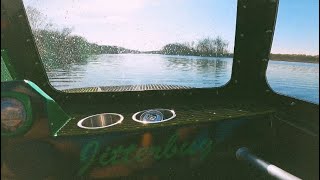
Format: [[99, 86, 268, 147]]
[[27, 7, 319, 70]]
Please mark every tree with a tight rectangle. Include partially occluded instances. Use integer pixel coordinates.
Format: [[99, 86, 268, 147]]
[[162, 36, 229, 57], [195, 37, 228, 56], [214, 36, 228, 56], [162, 43, 193, 55], [24, 6, 93, 69]]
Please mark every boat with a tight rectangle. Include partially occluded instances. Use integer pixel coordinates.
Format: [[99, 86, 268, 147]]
[[1, 0, 318, 179]]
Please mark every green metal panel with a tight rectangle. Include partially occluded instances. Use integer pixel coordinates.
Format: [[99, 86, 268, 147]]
[[24, 80, 72, 136], [1, 80, 72, 137], [1, 50, 15, 81], [1, 56, 12, 81]]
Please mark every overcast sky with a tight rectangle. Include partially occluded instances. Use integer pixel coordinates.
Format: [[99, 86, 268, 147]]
[[23, 0, 319, 55]]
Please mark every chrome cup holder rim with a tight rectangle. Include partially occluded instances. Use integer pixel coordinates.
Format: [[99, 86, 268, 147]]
[[132, 108, 176, 124], [77, 113, 124, 129]]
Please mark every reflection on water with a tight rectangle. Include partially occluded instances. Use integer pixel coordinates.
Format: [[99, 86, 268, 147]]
[[46, 54, 319, 104], [47, 65, 86, 88], [266, 61, 319, 104], [47, 54, 232, 89]]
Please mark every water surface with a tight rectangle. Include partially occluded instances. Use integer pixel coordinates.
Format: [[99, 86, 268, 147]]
[[46, 54, 319, 104]]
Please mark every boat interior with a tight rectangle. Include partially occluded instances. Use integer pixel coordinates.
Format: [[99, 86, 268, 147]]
[[1, 0, 319, 179]]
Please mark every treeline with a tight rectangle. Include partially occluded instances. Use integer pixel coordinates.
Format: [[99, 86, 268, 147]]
[[34, 28, 138, 69], [270, 54, 319, 63], [27, 6, 138, 70], [161, 37, 230, 57], [27, 6, 318, 70]]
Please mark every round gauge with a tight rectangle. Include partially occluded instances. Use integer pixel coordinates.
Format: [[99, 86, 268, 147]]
[[140, 110, 164, 122], [1, 97, 27, 132], [132, 109, 176, 124]]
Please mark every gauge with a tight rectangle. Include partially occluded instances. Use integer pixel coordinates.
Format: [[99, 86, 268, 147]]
[[140, 110, 164, 122], [1, 97, 26, 132], [132, 109, 176, 124]]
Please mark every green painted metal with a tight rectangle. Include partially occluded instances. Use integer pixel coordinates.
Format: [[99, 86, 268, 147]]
[[1, 50, 16, 81], [1, 56, 12, 81], [24, 80, 72, 136], [58, 106, 275, 136], [1, 80, 72, 137]]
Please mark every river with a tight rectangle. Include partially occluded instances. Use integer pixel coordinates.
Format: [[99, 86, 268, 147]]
[[46, 54, 319, 104]]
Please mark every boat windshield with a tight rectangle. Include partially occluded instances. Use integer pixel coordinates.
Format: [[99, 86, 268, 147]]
[[22, 0, 237, 92]]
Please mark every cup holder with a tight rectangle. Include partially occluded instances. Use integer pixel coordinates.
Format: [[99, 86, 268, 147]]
[[132, 109, 176, 124], [77, 113, 124, 129]]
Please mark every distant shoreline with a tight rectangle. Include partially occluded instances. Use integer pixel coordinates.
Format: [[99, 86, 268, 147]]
[[140, 52, 319, 64], [268, 58, 319, 64], [269, 54, 319, 64], [28, 5, 318, 68]]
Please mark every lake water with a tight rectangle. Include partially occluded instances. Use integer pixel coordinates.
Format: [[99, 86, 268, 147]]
[[47, 54, 319, 104]]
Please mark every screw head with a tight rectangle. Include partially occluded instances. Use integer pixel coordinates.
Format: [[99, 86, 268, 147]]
[[266, 30, 273, 34]]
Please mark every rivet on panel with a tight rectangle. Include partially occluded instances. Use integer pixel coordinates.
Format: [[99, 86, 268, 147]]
[[266, 30, 273, 34]]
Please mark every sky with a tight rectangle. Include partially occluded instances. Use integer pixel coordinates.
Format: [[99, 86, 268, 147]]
[[23, 0, 319, 55]]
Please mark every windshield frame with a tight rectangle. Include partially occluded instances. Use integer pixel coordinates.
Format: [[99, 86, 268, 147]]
[[1, 0, 279, 106]]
